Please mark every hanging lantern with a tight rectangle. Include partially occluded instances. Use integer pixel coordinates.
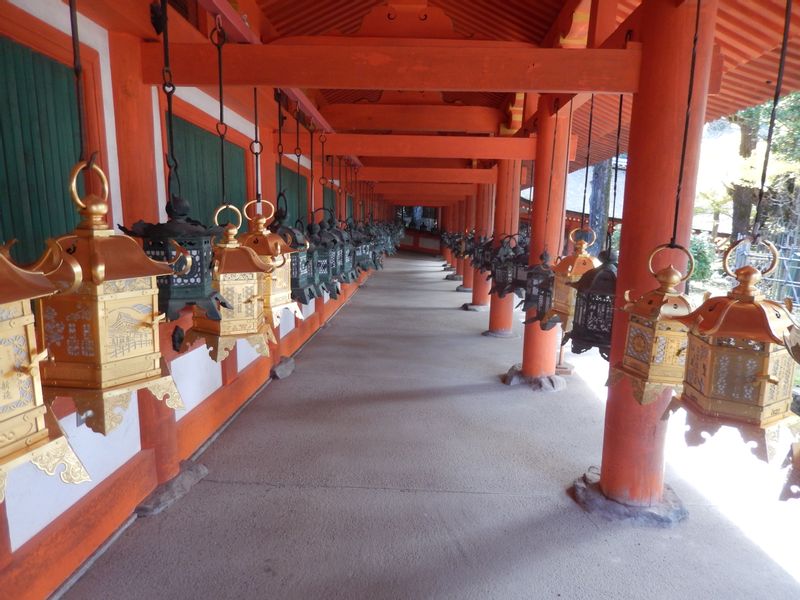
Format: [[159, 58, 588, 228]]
[[239, 200, 303, 328], [569, 248, 617, 360], [511, 242, 530, 298], [609, 244, 695, 404], [271, 214, 317, 305], [545, 228, 601, 334], [0, 244, 89, 501], [37, 162, 186, 435], [522, 252, 561, 329], [184, 205, 276, 362], [335, 218, 358, 284], [676, 240, 798, 427]]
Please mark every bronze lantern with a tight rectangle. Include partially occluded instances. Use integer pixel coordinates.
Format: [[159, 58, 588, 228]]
[[677, 240, 798, 427], [183, 205, 276, 362], [0, 244, 89, 501], [35, 162, 186, 435], [610, 244, 695, 404], [569, 249, 617, 360], [239, 201, 303, 328], [545, 228, 601, 334], [523, 252, 560, 329]]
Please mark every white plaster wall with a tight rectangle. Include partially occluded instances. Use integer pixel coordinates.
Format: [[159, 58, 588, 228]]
[[10, 0, 123, 227], [301, 301, 316, 319], [5, 393, 141, 550], [279, 307, 296, 338], [323, 291, 330, 304], [236, 339, 260, 371], [171, 346, 223, 420]]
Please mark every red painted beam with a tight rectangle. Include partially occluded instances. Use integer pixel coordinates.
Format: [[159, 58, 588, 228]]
[[322, 133, 537, 160], [374, 182, 477, 196], [321, 104, 502, 134], [359, 166, 497, 184]]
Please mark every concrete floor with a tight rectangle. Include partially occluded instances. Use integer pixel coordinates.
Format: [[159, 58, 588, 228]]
[[65, 253, 800, 600]]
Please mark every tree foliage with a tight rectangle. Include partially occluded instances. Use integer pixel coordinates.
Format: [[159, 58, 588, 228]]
[[690, 234, 715, 282]]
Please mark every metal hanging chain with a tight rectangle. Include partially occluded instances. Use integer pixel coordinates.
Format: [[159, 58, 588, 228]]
[[250, 88, 263, 203], [159, 0, 180, 199], [330, 153, 335, 194], [542, 99, 561, 254], [294, 107, 302, 222], [68, 0, 89, 165], [309, 124, 315, 211], [210, 16, 228, 209], [670, 0, 702, 248], [338, 157, 343, 196], [558, 100, 575, 253], [752, 0, 793, 240], [318, 132, 327, 186], [579, 94, 595, 230], [608, 93, 624, 251], [276, 90, 285, 210]]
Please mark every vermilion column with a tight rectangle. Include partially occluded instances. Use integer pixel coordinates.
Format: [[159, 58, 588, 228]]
[[458, 194, 476, 292], [0, 500, 10, 570], [600, 0, 718, 507], [521, 97, 571, 378], [455, 200, 465, 278], [138, 389, 180, 484], [441, 207, 453, 267], [484, 160, 521, 337], [470, 183, 494, 308]]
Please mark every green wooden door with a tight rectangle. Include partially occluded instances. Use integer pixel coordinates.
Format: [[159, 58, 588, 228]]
[[276, 163, 308, 228], [346, 195, 354, 221], [171, 115, 246, 225], [323, 187, 336, 218], [0, 36, 82, 264]]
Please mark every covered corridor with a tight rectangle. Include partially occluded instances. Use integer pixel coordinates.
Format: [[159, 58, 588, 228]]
[[62, 255, 800, 600]]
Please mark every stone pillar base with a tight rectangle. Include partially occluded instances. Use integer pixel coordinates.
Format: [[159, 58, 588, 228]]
[[445, 273, 463, 281], [455, 285, 472, 292], [501, 364, 566, 391], [270, 356, 296, 380], [136, 461, 208, 517], [481, 329, 518, 339], [443, 266, 456, 272], [462, 303, 489, 312], [570, 469, 687, 528]]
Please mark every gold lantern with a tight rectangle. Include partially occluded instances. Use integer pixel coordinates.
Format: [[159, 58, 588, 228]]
[[0, 243, 89, 500], [183, 205, 277, 362], [35, 162, 187, 435], [610, 244, 695, 404], [545, 228, 601, 333], [676, 240, 798, 428], [239, 201, 303, 328]]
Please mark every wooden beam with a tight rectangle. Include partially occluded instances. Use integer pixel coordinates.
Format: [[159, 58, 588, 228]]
[[140, 41, 641, 93], [321, 133, 537, 160], [359, 166, 497, 184], [374, 182, 476, 196], [383, 197, 463, 207], [321, 104, 502, 134]]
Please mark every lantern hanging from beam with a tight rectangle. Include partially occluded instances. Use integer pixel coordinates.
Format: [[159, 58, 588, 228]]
[[523, 251, 560, 329], [609, 244, 695, 404], [183, 205, 277, 362], [545, 228, 601, 335], [36, 162, 186, 435], [239, 200, 303, 328], [0, 243, 89, 501], [677, 240, 799, 428], [271, 214, 316, 305], [569, 248, 617, 360]]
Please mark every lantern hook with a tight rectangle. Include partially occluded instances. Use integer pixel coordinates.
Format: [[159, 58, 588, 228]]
[[243, 199, 276, 223], [722, 237, 779, 279], [647, 243, 694, 283], [69, 160, 109, 210]]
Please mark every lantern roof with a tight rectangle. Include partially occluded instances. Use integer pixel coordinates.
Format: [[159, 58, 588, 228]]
[[569, 250, 618, 294], [215, 225, 273, 275], [676, 265, 797, 344], [623, 265, 693, 320], [0, 249, 61, 305], [240, 216, 296, 257], [552, 240, 600, 278]]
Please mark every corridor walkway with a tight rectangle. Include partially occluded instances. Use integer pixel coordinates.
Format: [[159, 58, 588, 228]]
[[64, 254, 800, 600]]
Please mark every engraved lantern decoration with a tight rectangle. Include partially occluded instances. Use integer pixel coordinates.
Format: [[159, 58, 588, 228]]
[[610, 244, 695, 404], [569, 249, 617, 360], [184, 205, 277, 362], [239, 200, 303, 328], [35, 162, 186, 435], [0, 244, 89, 501], [522, 252, 559, 329], [545, 228, 601, 333], [676, 240, 799, 427]]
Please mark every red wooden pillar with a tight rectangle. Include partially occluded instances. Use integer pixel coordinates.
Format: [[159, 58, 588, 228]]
[[459, 194, 476, 291], [454, 200, 465, 277], [521, 97, 571, 378], [471, 183, 494, 307], [0, 500, 11, 570], [138, 389, 180, 484], [441, 207, 453, 266], [599, 0, 718, 507], [485, 160, 521, 337]]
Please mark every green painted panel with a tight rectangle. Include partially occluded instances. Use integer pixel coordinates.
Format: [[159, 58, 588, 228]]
[[323, 186, 336, 217], [171, 115, 246, 225], [276, 162, 307, 229], [346, 195, 354, 221], [0, 36, 81, 264]]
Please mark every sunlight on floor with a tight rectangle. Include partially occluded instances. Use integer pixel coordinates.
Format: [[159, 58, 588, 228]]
[[565, 345, 800, 584]]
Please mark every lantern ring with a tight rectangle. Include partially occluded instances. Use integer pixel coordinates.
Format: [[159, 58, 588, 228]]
[[243, 199, 276, 223], [568, 227, 597, 247], [69, 160, 109, 210], [722, 237, 779, 278], [647, 243, 694, 283], [272, 253, 288, 269], [213, 204, 243, 230], [167, 240, 193, 276]]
